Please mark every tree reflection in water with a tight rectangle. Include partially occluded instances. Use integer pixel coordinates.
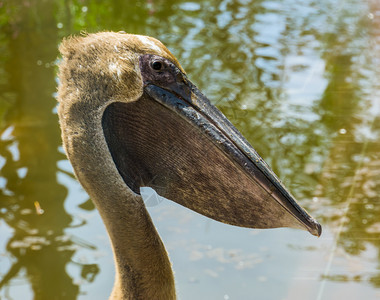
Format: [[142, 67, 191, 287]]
[[0, 1, 98, 299]]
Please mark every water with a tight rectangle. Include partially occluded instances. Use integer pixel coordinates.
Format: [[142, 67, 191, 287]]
[[1, 0, 380, 299]]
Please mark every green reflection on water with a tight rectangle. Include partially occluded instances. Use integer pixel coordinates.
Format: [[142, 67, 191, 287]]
[[0, 0, 379, 299]]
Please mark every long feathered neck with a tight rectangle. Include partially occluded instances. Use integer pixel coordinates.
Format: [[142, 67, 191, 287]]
[[58, 100, 176, 300]]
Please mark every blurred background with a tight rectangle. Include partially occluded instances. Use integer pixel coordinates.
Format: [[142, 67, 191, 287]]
[[0, 0, 379, 299]]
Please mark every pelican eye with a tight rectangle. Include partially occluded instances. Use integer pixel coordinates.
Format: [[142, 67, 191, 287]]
[[151, 61, 163, 71]]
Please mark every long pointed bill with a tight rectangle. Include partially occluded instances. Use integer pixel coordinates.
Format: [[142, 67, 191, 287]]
[[145, 83, 321, 237], [102, 54, 321, 237]]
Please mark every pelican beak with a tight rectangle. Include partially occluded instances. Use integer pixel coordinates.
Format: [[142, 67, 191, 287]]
[[102, 54, 321, 237]]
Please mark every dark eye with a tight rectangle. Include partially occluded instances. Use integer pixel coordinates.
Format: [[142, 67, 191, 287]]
[[151, 61, 163, 71]]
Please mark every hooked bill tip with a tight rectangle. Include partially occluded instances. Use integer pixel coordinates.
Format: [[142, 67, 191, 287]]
[[310, 221, 322, 237]]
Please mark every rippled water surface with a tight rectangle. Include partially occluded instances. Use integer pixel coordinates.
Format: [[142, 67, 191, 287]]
[[1, 0, 380, 299]]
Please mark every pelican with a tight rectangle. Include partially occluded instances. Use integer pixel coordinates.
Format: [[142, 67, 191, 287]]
[[57, 32, 321, 300]]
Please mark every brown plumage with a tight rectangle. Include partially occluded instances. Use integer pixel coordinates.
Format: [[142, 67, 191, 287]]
[[57, 31, 321, 300]]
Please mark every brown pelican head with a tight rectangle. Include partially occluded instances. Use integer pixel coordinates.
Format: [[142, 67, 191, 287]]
[[58, 32, 321, 237]]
